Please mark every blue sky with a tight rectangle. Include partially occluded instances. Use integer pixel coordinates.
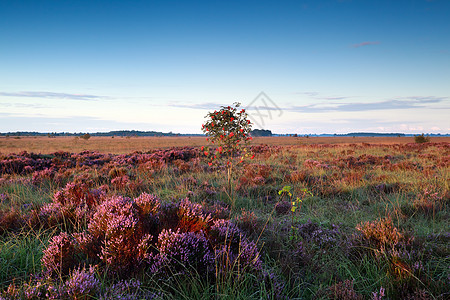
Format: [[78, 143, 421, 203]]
[[1, 0, 449, 134]]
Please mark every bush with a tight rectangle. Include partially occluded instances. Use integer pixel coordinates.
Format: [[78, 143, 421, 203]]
[[80, 133, 91, 140], [414, 133, 430, 143]]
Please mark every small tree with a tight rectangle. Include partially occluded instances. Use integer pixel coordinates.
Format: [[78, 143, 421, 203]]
[[80, 133, 91, 140], [414, 133, 430, 143], [201, 103, 253, 201]]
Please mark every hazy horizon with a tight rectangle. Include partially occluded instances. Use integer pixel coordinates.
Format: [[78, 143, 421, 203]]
[[1, 0, 449, 134]]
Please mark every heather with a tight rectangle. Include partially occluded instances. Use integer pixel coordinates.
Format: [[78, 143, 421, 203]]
[[0, 142, 449, 299]]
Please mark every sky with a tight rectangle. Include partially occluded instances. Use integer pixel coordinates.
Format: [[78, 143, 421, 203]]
[[1, 0, 449, 134]]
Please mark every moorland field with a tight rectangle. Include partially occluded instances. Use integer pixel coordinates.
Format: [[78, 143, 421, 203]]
[[1, 136, 450, 154], [0, 136, 448, 299]]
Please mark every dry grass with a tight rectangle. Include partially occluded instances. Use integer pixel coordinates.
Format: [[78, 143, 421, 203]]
[[1, 135, 449, 154]]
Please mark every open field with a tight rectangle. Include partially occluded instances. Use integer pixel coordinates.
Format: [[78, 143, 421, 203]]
[[1, 142, 449, 299], [1, 135, 450, 154]]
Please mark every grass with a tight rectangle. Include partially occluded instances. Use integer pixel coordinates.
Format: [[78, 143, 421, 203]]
[[0, 228, 51, 286], [0, 140, 448, 299]]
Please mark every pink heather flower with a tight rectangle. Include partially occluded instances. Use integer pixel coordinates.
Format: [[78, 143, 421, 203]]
[[41, 232, 76, 276]]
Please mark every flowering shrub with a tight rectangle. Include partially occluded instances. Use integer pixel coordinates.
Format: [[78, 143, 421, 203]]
[[295, 220, 342, 249], [87, 195, 153, 274], [151, 229, 214, 276], [37, 193, 262, 285], [63, 266, 100, 299], [209, 219, 262, 275], [35, 182, 104, 229], [31, 168, 55, 185], [177, 198, 212, 233], [41, 232, 77, 276]]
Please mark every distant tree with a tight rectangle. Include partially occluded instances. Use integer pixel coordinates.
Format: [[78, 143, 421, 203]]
[[251, 129, 272, 137], [80, 133, 91, 140], [414, 133, 430, 143]]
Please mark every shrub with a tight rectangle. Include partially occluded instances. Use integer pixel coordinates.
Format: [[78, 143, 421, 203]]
[[414, 133, 430, 143], [80, 133, 91, 140], [63, 266, 100, 299], [151, 229, 214, 276], [41, 232, 77, 276], [87, 195, 153, 274]]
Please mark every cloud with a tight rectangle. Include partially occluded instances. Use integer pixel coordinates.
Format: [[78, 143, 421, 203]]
[[0, 91, 104, 101], [352, 41, 380, 48], [295, 91, 351, 101], [0, 102, 49, 109], [168, 102, 224, 110], [167, 96, 448, 115], [0, 113, 161, 133], [290, 96, 448, 113]]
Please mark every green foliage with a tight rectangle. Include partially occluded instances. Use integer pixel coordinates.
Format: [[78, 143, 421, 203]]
[[414, 133, 430, 143], [0, 229, 50, 288]]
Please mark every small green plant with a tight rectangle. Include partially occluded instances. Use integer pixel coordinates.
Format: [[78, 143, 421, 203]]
[[278, 185, 313, 240], [201, 102, 253, 204], [414, 133, 430, 143]]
